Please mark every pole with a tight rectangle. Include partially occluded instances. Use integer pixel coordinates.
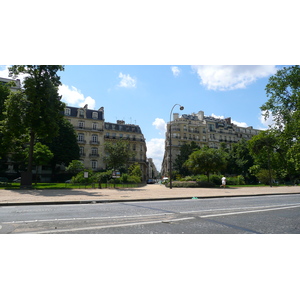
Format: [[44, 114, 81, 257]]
[[169, 104, 184, 189]]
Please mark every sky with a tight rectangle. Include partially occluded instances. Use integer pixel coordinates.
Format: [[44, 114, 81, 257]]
[[0, 65, 285, 171]]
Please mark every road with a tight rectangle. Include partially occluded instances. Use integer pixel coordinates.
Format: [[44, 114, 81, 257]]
[[1, 194, 300, 233]]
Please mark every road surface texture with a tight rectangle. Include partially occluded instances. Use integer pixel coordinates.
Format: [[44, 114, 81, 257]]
[[1, 194, 300, 233]]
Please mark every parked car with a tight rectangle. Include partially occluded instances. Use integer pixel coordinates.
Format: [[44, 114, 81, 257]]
[[147, 179, 156, 184], [13, 177, 21, 183]]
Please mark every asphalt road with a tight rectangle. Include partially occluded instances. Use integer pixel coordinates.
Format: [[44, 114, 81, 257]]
[[1, 194, 300, 233]]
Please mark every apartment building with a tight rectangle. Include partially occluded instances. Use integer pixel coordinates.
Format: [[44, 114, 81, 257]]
[[104, 120, 147, 181], [0, 77, 21, 92], [64, 105, 148, 180], [161, 110, 261, 176]]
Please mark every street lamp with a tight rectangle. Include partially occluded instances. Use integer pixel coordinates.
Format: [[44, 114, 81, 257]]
[[169, 104, 184, 189]]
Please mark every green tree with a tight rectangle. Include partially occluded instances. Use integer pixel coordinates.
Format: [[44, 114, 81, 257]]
[[66, 160, 85, 174], [104, 140, 133, 170], [1, 65, 65, 186], [248, 130, 278, 186], [183, 147, 227, 182], [260, 65, 300, 181], [227, 139, 255, 182], [261, 65, 300, 129], [31, 142, 54, 184], [44, 118, 80, 173], [128, 162, 142, 180], [173, 141, 199, 177], [0, 82, 11, 164]]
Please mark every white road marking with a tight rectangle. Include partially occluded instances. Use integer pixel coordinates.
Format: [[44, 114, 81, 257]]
[[200, 204, 300, 218], [2, 212, 173, 224], [24, 217, 195, 234]]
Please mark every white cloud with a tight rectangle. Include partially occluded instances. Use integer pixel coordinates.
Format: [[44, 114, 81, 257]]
[[146, 138, 165, 172], [259, 111, 275, 129], [171, 66, 180, 77], [211, 113, 248, 127], [192, 65, 277, 91], [0, 65, 10, 78], [118, 72, 136, 88], [59, 84, 96, 109], [152, 118, 166, 135], [0, 65, 28, 84]]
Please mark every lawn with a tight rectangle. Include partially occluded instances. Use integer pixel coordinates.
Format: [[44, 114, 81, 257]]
[[0, 182, 143, 189]]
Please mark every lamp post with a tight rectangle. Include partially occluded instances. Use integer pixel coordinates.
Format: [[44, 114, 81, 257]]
[[169, 104, 184, 189]]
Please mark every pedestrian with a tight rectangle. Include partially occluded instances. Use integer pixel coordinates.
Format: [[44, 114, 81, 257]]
[[220, 176, 226, 188]]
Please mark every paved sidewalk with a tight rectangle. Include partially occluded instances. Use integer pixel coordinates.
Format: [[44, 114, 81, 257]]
[[1, 184, 300, 205]]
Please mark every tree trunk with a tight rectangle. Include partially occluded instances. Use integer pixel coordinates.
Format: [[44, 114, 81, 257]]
[[22, 130, 35, 187]]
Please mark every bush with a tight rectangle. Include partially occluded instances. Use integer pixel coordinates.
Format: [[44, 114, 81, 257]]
[[196, 181, 216, 188], [165, 181, 199, 188], [256, 169, 273, 185], [210, 175, 222, 185]]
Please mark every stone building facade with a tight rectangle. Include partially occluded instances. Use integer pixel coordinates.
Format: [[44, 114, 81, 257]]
[[64, 105, 148, 181], [161, 110, 261, 177]]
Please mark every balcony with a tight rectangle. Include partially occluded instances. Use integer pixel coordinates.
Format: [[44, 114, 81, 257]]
[[77, 140, 86, 144], [90, 141, 100, 145], [89, 153, 100, 157]]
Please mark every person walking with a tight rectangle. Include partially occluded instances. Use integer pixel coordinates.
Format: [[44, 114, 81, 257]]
[[220, 176, 226, 188]]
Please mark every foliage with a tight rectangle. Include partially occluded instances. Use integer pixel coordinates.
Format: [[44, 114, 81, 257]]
[[44, 118, 80, 171], [255, 169, 275, 185], [71, 170, 94, 185], [128, 162, 142, 179], [1, 65, 65, 186], [32, 142, 53, 166], [173, 141, 200, 176], [183, 147, 227, 182], [104, 140, 133, 170], [66, 160, 85, 174], [260, 65, 300, 181]]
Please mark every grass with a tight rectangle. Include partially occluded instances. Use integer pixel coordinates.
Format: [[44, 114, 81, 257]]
[[0, 182, 143, 190]]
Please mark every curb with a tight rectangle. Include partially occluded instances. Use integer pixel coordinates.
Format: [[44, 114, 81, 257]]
[[0, 192, 300, 206]]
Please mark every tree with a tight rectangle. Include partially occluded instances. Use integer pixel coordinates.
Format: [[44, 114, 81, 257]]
[[128, 162, 142, 180], [261, 65, 300, 129], [227, 139, 255, 182], [260, 65, 300, 182], [31, 142, 53, 184], [183, 147, 227, 182], [248, 130, 278, 186], [66, 160, 85, 174], [173, 141, 199, 177], [0, 82, 11, 163], [2, 65, 65, 186], [104, 140, 133, 170], [44, 117, 80, 173]]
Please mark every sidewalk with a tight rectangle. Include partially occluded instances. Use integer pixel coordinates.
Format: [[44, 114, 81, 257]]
[[1, 184, 300, 206]]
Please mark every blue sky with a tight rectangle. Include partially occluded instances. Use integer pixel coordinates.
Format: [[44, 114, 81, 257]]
[[0, 65, 284, 171]]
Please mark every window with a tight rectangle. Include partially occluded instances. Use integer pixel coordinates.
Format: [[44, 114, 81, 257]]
[[78, 133, 84, 142], [92, 134, 98, 143], [78, 121, 84, 129], [79, 146, 84, 155], [92, 123, 97, 130], [79, 109, 84, 117], [91, 147, 98, 155], [92, 112, 98, 119], [91, 161, 97, 170], [64, 108, 71, 116]]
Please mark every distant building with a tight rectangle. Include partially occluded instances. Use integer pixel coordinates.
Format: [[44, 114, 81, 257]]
[[0, 77, 21, 92], [147, 158, 159, 179], [161, 110, 261, 176], [64, 105, 148, 181]]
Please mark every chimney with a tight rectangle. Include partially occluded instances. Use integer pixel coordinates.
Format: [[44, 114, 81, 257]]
[[173, 113, 179, 121], [198, 111, 204, 121]]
